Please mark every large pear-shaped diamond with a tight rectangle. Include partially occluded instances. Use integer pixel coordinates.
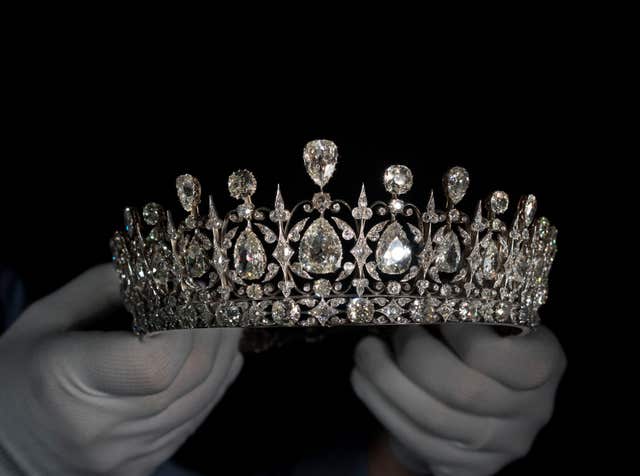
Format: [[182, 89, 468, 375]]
[[482, 239, 499, 280], [434, 231, 461, 273], [376, 222, 412, 275], [299, 217, 343, 274], [234, 227, 267, 280]]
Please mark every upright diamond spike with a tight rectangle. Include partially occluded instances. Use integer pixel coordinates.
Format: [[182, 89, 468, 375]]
[[358, 183, 368, 208], [471, 200, 486, 232], [520, 194, 537, 227], [206, 195, 223, 230], [275, 184, 284, 209], [166, 210, 176, 239], [423, 190, 439, 223], [353, 183, 373, 220], [270, 184, 290, 222]]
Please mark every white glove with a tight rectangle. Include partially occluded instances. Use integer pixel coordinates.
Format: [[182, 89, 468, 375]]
[[352, 325, 566, 476], [0, 264, 243, 476]]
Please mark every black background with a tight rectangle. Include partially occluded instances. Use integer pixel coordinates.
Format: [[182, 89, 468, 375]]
[[1, 62, 602, 474]]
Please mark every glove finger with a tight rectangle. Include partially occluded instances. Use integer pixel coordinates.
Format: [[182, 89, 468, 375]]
[[123, 329, 242, 428], [38, 329, 194, 398], [351, 369, 510, 476], [354, 336, 494, 447], [112, 354, 243, 476], [14, 263, 121, 339], [167, 327, 242, 402], [440, 324, 567, 390], [392, 326, 542, 417], [138, 328, 223, 409]]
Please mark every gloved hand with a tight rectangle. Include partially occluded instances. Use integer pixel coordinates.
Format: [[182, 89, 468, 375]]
[[0, 264, 243, 476], [352, 324, 566, 476]]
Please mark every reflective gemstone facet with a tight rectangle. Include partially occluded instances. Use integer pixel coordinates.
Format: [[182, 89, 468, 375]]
[[490, 191, 509, 215], [444, 167, 469, 205], [233, 227, 267, 280], [376, 222, 412, 275], [186, 242, 209, 278], [347, 298, 374, 323], [482, 239, 499, 280], [143, 202, 163, 226], [313, 279, 333, 297], [434, 231, 461, 273], [383, 165, 413, 195], [303, 139, 338, 187], [176, 174, 201, 212], [228, 169, 257, 199], [272, 299, 300, 324], [216, 303, 243, 326], [299, 217, 343, 274], [521, 194, 537, 226]]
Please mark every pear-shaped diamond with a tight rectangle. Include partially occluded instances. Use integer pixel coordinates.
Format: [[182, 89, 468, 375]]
[[234, 227, 267, 280], [376, 222, 412, 275], [299, 217, 343, 274], [434, 231, 461, 273], [444, 167, 469, 205], [482, 239, 499, 280], [303, 139, 338, 188], [176, 174, 201, 212], [186, 242, 209, 278]]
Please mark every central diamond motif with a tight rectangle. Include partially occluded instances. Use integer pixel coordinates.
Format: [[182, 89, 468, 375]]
[[299, 217, 342, 274]]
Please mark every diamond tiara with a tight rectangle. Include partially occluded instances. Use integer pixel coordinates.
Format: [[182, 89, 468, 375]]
[[111, 139, 557, 336]]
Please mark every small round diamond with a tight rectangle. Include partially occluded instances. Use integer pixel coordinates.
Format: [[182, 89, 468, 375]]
[[272, 299, 300, 324], [480, 302, 494, 322], [494, 302, 509, 322], [490, 191, 509, 215], [142, 202, 163, 226], [228, 169, 257, 199], [347, 298, 374, 323], [312, 192, 332, 211], [383, 165, 413, 195], [216, 303, 242, 326], [409, 299, 427, 323], [459, 301, 480, 322], [313, 279, 332, 298], [387, 281, 401, 295], [389, 198, 405, 213], [246, 284, 263, 299], [237, 203, 254, 219]]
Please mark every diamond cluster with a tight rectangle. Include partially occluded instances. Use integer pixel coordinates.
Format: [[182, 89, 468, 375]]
[[111, 140, 557, 336]]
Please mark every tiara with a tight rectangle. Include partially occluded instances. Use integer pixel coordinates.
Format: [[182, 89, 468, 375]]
[[110, 139, 557, 336]]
